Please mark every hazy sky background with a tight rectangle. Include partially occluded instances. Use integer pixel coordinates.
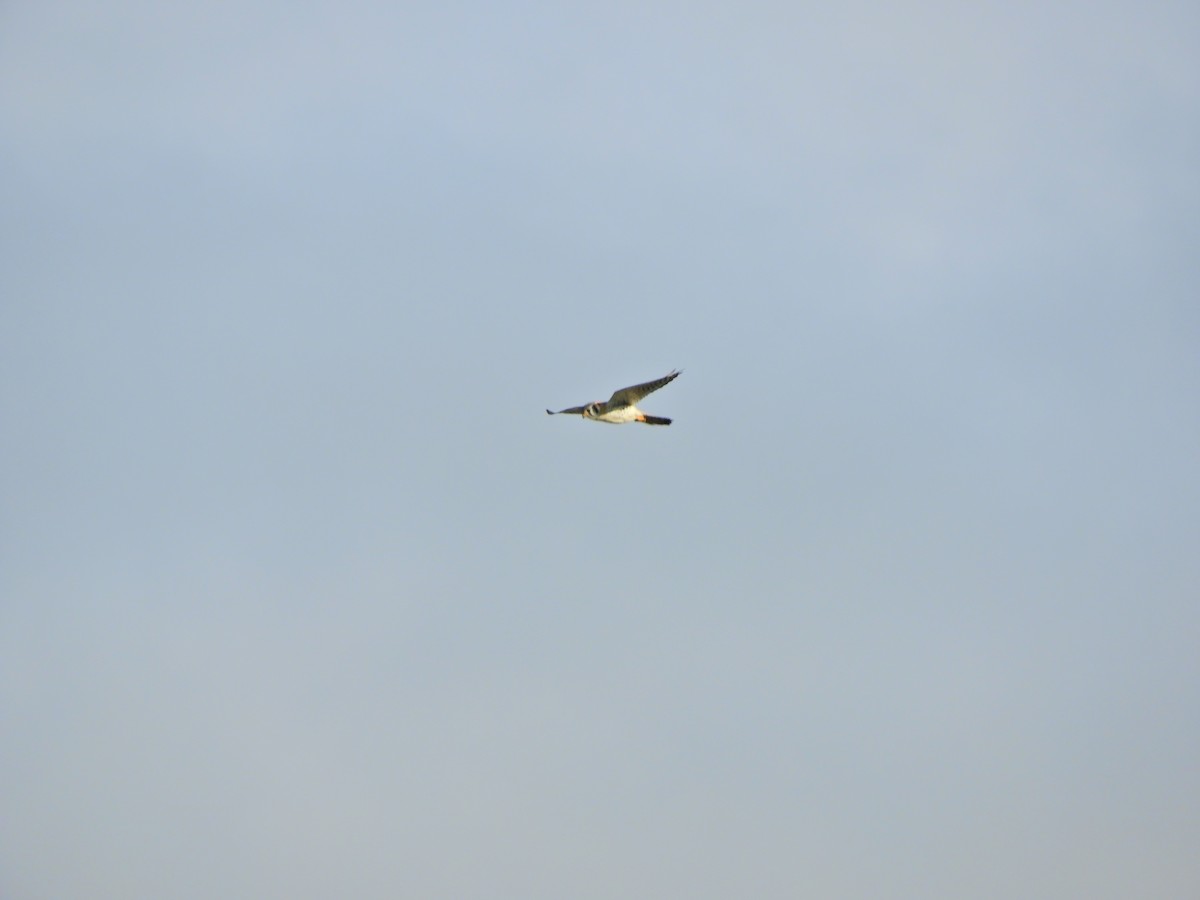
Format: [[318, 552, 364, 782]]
[[2, 1, 1198, 897]]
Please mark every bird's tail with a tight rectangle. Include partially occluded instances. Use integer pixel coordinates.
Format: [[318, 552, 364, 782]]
[[641, 415, 671, 426]]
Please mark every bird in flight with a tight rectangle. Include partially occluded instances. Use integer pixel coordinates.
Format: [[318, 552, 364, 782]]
[[546, 370, 681, 425]]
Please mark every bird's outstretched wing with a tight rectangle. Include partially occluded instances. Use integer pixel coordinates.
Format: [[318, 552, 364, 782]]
[[608, 370, 680, 407], [546, 405, 587, 415]]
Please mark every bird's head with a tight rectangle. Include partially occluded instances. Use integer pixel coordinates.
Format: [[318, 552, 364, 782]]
[[583, 402, 601, 418]]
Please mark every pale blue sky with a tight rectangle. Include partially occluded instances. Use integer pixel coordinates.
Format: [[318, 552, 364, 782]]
[[2, 2, 1198, 897]]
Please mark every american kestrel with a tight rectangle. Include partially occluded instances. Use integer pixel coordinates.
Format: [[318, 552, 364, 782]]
[[546, 370, 680, 425]]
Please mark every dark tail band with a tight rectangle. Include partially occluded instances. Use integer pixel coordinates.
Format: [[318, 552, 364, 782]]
[[642, 415, 671, 426]]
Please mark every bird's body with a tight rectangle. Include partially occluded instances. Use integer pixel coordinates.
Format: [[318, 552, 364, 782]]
[[546, 370, 680, 425], [585, 404, 648, 425]]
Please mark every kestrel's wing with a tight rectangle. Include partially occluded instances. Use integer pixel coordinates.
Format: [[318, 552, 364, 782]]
[[608, 370, 680, 407], [546, 405, 588, 415]]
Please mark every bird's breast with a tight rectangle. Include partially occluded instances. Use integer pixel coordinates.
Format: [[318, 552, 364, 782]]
[[593, 405, 641, 424]]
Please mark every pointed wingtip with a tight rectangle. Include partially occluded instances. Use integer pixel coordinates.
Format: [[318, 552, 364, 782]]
[[546, 409, 554, 415]]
